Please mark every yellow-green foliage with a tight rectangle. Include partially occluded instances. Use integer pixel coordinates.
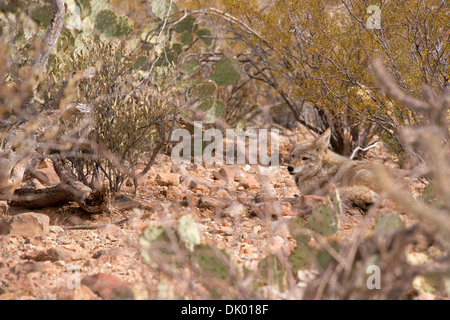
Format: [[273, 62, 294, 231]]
[[191, 0, 449, 153], [221, 0, 448, 117]]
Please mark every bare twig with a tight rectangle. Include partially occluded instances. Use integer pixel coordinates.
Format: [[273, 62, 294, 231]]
[[350, 141, 380, 160]]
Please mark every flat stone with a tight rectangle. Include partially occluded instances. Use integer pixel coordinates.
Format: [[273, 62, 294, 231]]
[[9, 212, 50, 237], [155, 173, 181, 186]]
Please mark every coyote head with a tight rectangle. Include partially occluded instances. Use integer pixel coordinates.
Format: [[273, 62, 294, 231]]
[[287, 128, 331, 176]]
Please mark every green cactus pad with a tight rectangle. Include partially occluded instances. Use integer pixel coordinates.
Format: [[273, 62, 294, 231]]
[[31, 4, 52, 26], [209, 58, 240, 86], [95, 9, 133, 38], [181, 60, 200, 75], [180, 31, 193, 46], [287, 217, 311, 245], [173, 15, 196, 33], [192, 81, 217, 100], [307, 201, 339, 237], [374, 211, 404, 236], [178, 214, 201, 251], [151, 0, 178, 20], [196, 29, 212, 45], [289, 244, 312, 271], [192, 244, 230, 281]]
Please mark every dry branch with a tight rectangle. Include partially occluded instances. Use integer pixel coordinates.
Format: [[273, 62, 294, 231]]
[[8, 158, 108, 213]]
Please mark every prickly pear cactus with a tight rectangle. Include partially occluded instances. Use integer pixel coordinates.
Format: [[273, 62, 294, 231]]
[[192, 81, 217, 100], [198, 98, 225, 123], [151, 0, 177, 20], [256, 254, 285, 291], [192, 244, 230, 281], [289, 244, 312, 271], [139, 225, 173, 267], [209, 57, 240, 86], [90, 0, 111, 19], [173, 16, 196, 33], [177, 214, 201, 251], [316, 240, 341, 269], [180, 60, 200, 75], [307, 200, 340, 237], [196, 29, 212, 45], [287, 217, 311, 245], [94, 9, 133, 38], [374, 211, 404, 236]]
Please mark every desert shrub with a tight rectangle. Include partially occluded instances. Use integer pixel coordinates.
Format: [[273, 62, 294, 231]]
[[179, 0, 449, 158]]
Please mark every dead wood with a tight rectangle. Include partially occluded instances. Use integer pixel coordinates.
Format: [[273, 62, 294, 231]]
[[5, 156, 108, 214]]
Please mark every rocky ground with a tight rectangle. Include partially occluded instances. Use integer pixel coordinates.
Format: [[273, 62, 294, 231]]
[[0, 134, 428, 300]]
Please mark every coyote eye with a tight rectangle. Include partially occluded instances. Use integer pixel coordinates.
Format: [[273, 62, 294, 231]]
[[302, 157, 309, 161]]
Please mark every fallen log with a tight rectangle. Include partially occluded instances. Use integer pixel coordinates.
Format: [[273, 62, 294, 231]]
[[8, 184, 108, 213], [7, 158, 109, 213]]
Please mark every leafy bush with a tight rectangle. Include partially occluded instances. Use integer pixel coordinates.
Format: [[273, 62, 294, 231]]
[[182, 0, 448, 158]]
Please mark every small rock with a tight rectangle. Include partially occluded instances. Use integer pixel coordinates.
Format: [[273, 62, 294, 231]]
[[188, 178, 212, 192], [81, 273, 133, 300], [9, 212, 50, 237], [170, 162, 189, 174], [21, 246, 81, 262], [11, 261, 44, 274], [222, 166, 242, 181], [36, 161, 60, 184], [155, 173, 181, 186], [222, 202, 248, 218], [161, 185, 182, 200], [199, 196, 227, 210], [180, 191, 199, 207], [49, 225, 66, 235], [50, 246, 81, 262], [238, 176, 260, 189], [54, 260, 65, 266], [270, 219, 290, 237], [214, 189, 232, 201], [281, 202, 295, 216], [252, 201, 282, 218]]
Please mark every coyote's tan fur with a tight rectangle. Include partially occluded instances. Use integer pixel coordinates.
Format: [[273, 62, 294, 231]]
[[288, 128, 382, 209]]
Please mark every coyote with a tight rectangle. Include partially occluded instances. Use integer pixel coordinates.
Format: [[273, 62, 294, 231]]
[[288, 128, 382, 209]]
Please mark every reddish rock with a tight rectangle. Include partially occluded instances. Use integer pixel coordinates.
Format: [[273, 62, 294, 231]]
[[180, 191, 199, 207], [238, 175, 260, 189], [21, 246, 81, 262], [214, 189, 232, 201], [161, 185, 182, 200], [81, 273, 133, 300], [199, 196, 227, 210], [188, 178, 211, 193], [9, 212, 50, 237], [155, 173, 181, 186], [213, 166, 241, 181]]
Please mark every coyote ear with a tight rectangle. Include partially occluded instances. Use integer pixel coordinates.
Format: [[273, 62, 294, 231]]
[[315, 128, 331, 152]]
